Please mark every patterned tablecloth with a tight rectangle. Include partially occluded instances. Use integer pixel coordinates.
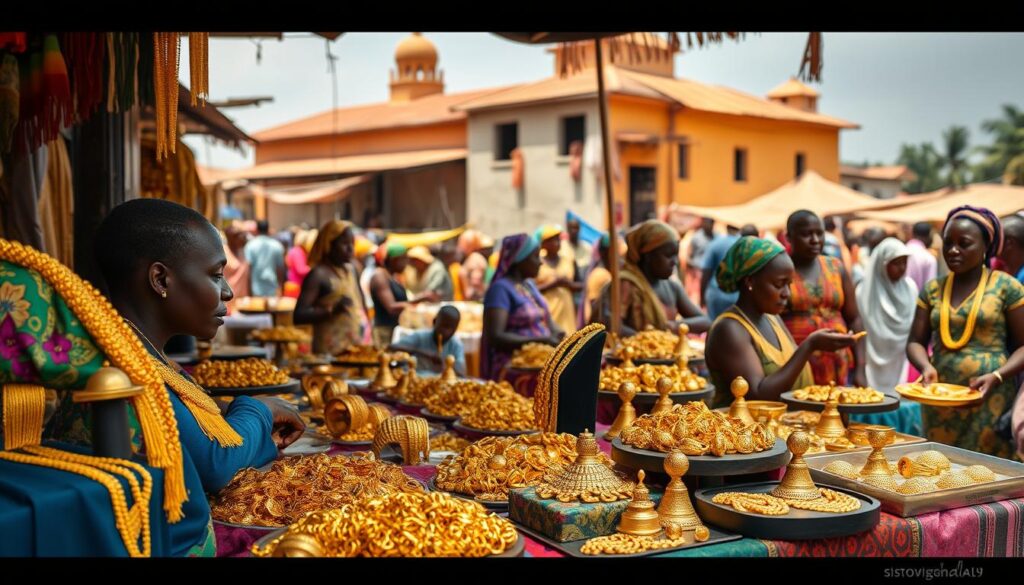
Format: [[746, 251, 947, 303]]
[[214, 421, 1024, 558]]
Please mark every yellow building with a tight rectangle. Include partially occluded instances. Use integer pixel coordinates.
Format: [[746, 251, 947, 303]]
[[229, 33, 858, 236]]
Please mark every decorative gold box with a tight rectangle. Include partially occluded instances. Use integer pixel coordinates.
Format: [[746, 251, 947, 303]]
[[508, 486, 662, 543]]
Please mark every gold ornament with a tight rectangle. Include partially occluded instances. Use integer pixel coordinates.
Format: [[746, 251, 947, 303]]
[[533, 430, 633, 503], [859, 426, 895, 479], [617, 470, 663, 536], [771, 431, 820, 500], [712, 492, 789, 515], [823, 460, 860, 480], [192, 358, 289, 388], [620, 400, 774, 455], [693, 525, 710, 542], [3, 383, 47, 450], [510, 342, 555, 368], [650, 377, 676, 416], [897, 477, 937, 495], [728, 377, 755, 425], [372, 415, 430, 465], [580, 532, 688, 555], [370, 354, 397, 391], [656, 450, 702, 530], [441, 354, 458, 384], [271, 533, 324, 558], [324, 394, 370, 438], [814, 395, 847, 440], [936, 470, 975, 490], [964, 465, 996, 483], [604, 382, 638, 440], [784, 487, 861, 513]]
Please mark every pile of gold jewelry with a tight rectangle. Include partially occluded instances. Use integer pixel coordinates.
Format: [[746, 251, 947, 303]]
[[600, 363, 706, 393], [430, 432, 471, 454], [580, 533, 690, 556], [460, 393, 537, 432], [192, 358, 291, 388], [251, 492, 518, 557], [384, 370, 444, 404], [210, 453, 423, 527], [613, 329, 679, 360], [314, 403, 390, 442], [822, 450, 997, 494], [423, 380, 514, 417], [712, 489, 860, 516], [334, 345, 381, 364], [793, 384, 884, 404], [510, 342, 555, 369], [434, 433, 605, 501], [619, 401, 775, 456], [251, 326, 310, 342], [900, 382, 976, 398]]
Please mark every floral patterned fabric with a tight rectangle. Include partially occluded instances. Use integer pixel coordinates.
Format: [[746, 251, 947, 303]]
[[782, 255, 854, 385], [916, 270, 1024, 458]]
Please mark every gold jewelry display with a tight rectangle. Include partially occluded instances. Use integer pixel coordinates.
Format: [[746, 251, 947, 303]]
[[334, 344, 381, 364], [613, 328, 681, 361], [153, 32, 180, 160], [434, 433, 606, 501], [188, 32, 209, 106], [319, 403, 391, 442], [270, 533, 324, 557], [251, 326, 311, 343], [3, 383, 46, 450], [533, 430, 633, 503], [509, 342, 555, 369], [600, 363, 707, 393], [580, 532, 689, 555], [370, 354, 398, 391], [429, 432, 471, 454], [424, 380, 513, 417], [618, 470, 663, 536], [533, 323, 604, 432], [0, 239, 185, 521], [650, 377, 676, 416], [939, 268, 990, 350], [771, 431, 820, 500], [604, 382, 638, 440], [619, 400, 775, 456], [897, 451, 950, 478], [389, 369, 446, 405], [192, 358, 290, 388], [814, 395, 847, 440], [728, 377, 755, 426], [656, 450, 703, 530], [440, 355, 458, 384], [462, 393, 537, 432], [784, 488, 861, 513], [793, 383, 884, 404], [372, 415, 430, 465], [324, 394, 370, 438], [211, 453, 423, 528], [251, 491, 518, 557], [858, 426, 896, 479], [712, 492, 790, 516]]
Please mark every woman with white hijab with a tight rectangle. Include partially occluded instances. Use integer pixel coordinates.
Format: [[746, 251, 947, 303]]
[[852, 237, 922, 434]]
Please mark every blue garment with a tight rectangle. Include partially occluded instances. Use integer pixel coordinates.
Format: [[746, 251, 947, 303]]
[[244, 235, 285, 297], [565, 210, 602, 245], [702, 234, 740, 320], [1016, 265, 1024, 284], [0, 442, 172, 557], [397, 328, 466, 374], [823, 232, 843, 261]]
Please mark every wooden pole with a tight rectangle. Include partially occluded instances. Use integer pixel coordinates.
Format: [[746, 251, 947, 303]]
[[595, 39, 620, 336]]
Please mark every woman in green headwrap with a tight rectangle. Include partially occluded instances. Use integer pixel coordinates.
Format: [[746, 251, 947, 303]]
[[593, 220, 709, 334], [705, 236, 857, 406], [369, 241, 438, 348]]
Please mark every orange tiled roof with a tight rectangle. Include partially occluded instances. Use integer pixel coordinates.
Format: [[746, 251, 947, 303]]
[[215, 148, 467, 182], [252, 86, 517, 142], [840, 165, 916, 182], [766, 77, 820, 98], [453, 66, 858, 130]]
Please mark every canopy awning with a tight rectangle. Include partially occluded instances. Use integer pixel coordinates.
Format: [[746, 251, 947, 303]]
[[854, 183, 1024, 223], [248, 175, 374, 205], [216, 148, 467, 182], [384, 225, 468, 249], [676, 170, 896, 230]]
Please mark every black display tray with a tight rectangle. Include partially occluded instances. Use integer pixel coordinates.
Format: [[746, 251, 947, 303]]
[[598, 383, 715, 408], [694, 481, 880, 540], [452, 420, 540, 440], [780, 390, 900, 415], [611, 436, 790, 477], [512, 521, 740, 558], [420, 407, 459, 423], [206, 379, 301, 398]]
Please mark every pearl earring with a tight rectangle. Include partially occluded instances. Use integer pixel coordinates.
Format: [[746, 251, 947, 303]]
[[161, 291, 168, 298]]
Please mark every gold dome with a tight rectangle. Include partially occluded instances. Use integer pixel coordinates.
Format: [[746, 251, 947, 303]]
[[395, 33, 438, 65]]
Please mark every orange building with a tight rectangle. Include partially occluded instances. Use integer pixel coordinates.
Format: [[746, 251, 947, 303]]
[[229, 33, 859, 236]]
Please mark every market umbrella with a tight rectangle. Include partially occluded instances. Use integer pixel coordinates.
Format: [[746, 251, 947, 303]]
[[854, 183, 1024, 223]]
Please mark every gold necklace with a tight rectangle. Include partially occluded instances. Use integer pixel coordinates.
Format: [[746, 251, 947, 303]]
[[123, 319, 243, 447], [939, 268, 989, 350]]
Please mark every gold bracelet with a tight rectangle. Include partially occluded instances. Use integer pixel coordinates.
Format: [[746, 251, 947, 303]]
[[993, 371, 1004, 384]]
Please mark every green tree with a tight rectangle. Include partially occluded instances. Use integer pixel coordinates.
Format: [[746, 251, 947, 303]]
[[974, 104, 1024, 185], [937, 125, 971, 189], [897, 142, 944, 193]]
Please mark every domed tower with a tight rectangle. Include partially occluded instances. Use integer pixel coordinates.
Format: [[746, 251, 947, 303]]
[[389, 32, 445, 102]]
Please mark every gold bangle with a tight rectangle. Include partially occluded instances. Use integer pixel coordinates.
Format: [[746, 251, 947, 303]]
[[993, 371, 1004, 384]]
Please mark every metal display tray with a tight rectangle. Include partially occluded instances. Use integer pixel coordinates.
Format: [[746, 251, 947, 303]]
[[780, 389, 900, 414], [807, 442, 1024, 517], [803, 430, 928, 458], [512, 521, 740, 558], [611, 436, 790, 477]]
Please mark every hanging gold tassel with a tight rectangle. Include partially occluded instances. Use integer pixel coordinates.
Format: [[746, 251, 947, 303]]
[[3, 384, 46, 450], [799, 32, 823, 83], [188, 32, 208, 107], [153, 32, 180, 161]]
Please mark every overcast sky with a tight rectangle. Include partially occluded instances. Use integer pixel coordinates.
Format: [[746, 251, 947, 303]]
[[181, 32, 1024, 170]]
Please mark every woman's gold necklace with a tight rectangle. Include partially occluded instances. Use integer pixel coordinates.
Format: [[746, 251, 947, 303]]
[[939, 267, 989, 350]]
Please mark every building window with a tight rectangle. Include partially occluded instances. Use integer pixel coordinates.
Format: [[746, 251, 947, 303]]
[[795, 152, 805, 178], [734, 148, 747, 182], [560, 115, 585, 156], [495, 122, 518, 161], [677, 142, 689, 179]]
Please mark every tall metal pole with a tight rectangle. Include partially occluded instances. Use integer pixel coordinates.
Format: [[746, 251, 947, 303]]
[[595, 39, 621, 336]]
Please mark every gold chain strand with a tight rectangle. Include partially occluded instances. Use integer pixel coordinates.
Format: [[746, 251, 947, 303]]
[[3, 384, 45, 450], [25, 445, 154, 543], [0, 449, 151, 556], [940, 268, 990, 350], [153, 33, 166, 160], [0, 239, 185, 522], [188, 32, 208, 107], [534, 323, 604, 431], [169, 33, 179, 155]]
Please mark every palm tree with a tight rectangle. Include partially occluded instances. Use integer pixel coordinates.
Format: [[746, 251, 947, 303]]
[[937, 126, 971, 189], [975, 104, 1024, 185], [897, 142, 944, 193]]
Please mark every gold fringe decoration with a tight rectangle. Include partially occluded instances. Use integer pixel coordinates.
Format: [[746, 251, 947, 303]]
[[188, 32, 208, 107], [0, 239, 186, 523], [153, 32, 180, 161], [3, 384, 46, 450], [534, 323, 605, 431], [153, 361, 243, 447]]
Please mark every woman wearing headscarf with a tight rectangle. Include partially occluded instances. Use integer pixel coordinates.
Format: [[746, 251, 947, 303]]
[[705, 236, 857, 406], [284, 228, 317, 299], [578, 233, 615, 327], [908, 206, 1024, 457], [481, 233, 561, 380], [293, 220, 367, 355], [369, 241, 437, 349], [593, 220, 709, 335], [782, 210, 867, 387], [534, 224, 581, 335]]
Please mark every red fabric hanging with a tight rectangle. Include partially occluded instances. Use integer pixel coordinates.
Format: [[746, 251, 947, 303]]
[[0, 33, 27, 54], [62, 32, 106, 123]]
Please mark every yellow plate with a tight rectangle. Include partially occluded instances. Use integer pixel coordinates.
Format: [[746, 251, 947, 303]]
[[894, 383, 983, 407]]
